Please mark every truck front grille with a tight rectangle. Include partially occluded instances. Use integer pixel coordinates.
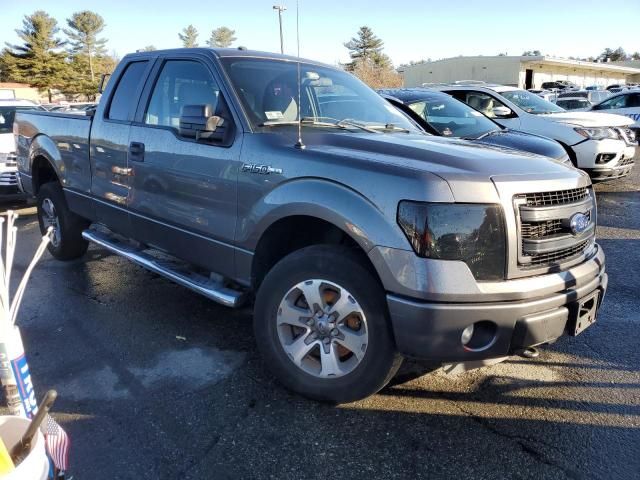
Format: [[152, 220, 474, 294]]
[[514, 187, 594, 270]]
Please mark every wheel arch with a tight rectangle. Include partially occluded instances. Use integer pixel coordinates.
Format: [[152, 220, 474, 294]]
[[241, 178, 410, 290], [29, 134, 63, 194]]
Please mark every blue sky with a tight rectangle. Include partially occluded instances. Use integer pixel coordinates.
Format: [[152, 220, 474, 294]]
[[1, 0, 639, 66]]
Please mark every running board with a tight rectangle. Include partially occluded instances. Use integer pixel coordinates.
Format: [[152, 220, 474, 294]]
[[82, 229, 246, 308]]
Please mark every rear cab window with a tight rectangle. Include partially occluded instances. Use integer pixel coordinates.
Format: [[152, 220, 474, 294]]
[[107, 61, 149, 121]]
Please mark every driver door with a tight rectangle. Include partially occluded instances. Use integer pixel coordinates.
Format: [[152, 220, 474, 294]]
[[127, 57, 242, 278]]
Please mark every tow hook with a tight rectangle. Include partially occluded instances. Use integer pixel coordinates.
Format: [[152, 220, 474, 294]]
[[518, 347, 540, 359]]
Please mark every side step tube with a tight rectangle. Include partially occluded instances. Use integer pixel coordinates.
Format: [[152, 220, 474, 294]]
[[82, 229, 246, 308]]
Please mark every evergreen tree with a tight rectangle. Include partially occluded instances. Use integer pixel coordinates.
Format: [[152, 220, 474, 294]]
[[64, 11, 107, 82], [141, 45, 157, 51], [207, 27, 237, 48], [179, 25, 199, 48], [344, 26, 385, 71], [2, 11, 68, 102]]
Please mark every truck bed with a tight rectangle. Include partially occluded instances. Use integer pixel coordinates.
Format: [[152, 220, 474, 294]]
[[16, 110, 93, 195]]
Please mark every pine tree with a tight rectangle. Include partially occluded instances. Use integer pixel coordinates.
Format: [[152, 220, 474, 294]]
[[344, 26, 385, 71], [64, 11, 108, 83], [2, 11, 68, 102], [206, 27, 237, 48], [179, 25, 199, 48]]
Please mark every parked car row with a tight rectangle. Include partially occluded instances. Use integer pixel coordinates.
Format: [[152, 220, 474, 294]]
[[382, 83, 636, 182]]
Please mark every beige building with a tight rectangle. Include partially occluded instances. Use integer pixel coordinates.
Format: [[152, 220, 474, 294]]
[[0, 82, 41, 102], [402, 56, 640, 89]]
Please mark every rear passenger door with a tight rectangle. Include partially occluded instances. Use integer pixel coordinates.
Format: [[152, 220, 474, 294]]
[[90, 59, 153, 237], [127, 57, 242, 278]]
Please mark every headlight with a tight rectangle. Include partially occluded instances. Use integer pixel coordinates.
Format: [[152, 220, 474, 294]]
[[574, 127, 618, 140], [397, 202, 506, 281]]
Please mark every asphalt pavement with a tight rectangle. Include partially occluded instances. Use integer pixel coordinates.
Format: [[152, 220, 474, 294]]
[[1, 158, 639, 479]]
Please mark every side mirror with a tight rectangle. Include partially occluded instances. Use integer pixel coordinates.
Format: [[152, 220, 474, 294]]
[[492, 106, 513, 118], [179, 104, 226, 142]]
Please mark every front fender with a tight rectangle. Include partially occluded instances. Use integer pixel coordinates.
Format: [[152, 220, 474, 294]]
[[237, 177, 410, 253]]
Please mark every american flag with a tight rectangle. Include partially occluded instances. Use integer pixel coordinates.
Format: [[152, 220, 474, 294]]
[[42, 414, 70, 472]]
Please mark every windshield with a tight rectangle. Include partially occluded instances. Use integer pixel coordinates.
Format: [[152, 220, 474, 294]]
[[501, 90, 565, 114], [407, 96, 499, 139], [556, 99, 590, 110], [0, 106, 39, 134], [220, 57, 418, 133]]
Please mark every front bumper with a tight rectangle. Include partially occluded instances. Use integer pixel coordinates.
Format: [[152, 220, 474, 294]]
[[572, 139, 635, 180], [385, 245, 607, 362]]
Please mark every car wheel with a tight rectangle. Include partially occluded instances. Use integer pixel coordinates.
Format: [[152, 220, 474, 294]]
[[254, 245, 402, 403], [37, 182, 89, 260]]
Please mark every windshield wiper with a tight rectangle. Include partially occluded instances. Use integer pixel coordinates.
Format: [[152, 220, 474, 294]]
[[365, 123, 413, 133], [258, 117, 382, 134]]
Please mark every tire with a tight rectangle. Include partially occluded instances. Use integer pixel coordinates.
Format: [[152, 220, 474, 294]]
[[37, 182, 89, 260], [254, 245, 402, 403]]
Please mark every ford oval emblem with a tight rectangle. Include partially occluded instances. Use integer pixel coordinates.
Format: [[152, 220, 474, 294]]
[[570, 212, 590, 235]]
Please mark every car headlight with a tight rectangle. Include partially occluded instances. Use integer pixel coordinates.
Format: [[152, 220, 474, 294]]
[[397, 202, 506, 280], [574, 127, 618, 140]]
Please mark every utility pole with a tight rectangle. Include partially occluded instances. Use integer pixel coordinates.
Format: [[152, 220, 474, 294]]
[[273, 5, 286, 54]]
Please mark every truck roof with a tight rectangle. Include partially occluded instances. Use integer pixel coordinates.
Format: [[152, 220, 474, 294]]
[[124, 47, 334, 68]]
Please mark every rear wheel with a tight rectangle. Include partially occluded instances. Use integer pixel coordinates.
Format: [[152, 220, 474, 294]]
[[254, 245, 402, 403], [37, 182, 89, 260]]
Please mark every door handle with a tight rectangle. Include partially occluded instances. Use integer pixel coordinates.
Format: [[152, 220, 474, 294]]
[[128, 141, 145, 162]]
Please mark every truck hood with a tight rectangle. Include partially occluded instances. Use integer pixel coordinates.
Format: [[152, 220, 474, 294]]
[[303, 132, 583, 202], [539, 111, 633, 127]]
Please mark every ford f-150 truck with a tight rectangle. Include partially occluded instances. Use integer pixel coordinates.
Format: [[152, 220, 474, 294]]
[[16, 49, 607, 403]]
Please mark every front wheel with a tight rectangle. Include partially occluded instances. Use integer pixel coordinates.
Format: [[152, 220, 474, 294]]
[[37, 182, 89, 260], [254, 245, 402, 403]]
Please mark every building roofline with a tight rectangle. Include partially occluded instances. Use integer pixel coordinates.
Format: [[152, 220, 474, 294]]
[[403, 55, 640, 74]]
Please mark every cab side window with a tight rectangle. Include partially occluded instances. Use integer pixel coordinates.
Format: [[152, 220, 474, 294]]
[[145, 60, 221, 129], [107, 61, 149, 121]]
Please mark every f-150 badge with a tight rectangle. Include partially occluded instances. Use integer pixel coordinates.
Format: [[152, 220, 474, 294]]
[[241, 164, 283, 175]]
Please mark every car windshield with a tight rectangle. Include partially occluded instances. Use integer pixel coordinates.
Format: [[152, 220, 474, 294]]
[[0, 106, 39, 134], [220, 57, 418, 133], [500, 90, 565, 114], [407, 96, 499, 139]]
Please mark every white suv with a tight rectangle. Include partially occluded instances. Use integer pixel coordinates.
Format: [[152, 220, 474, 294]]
[[0, 99, 44, 194], [437, 84, 636, 181]]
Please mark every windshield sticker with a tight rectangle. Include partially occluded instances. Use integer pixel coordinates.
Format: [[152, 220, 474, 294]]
[[265, 111, 284, 120]]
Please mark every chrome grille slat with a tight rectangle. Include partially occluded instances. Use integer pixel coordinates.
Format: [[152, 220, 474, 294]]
[[521, 219, 565, 239], [519, 187, 589, 207], [525, 240, 592, 268]]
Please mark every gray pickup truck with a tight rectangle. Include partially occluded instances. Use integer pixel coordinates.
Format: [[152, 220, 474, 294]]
[[16, 48, 607, 403]]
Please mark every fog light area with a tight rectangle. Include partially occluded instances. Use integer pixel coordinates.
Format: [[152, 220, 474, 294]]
[[461, 320, 498, 352]]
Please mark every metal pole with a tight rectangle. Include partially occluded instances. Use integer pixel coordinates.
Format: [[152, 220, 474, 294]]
[[273, 5, 286, 54]]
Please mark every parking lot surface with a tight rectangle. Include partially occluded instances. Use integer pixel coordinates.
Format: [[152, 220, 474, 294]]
[[2, 159, 639, 479]]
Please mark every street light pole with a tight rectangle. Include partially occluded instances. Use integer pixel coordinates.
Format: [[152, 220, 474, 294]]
[[273, 5, 286, 54]]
